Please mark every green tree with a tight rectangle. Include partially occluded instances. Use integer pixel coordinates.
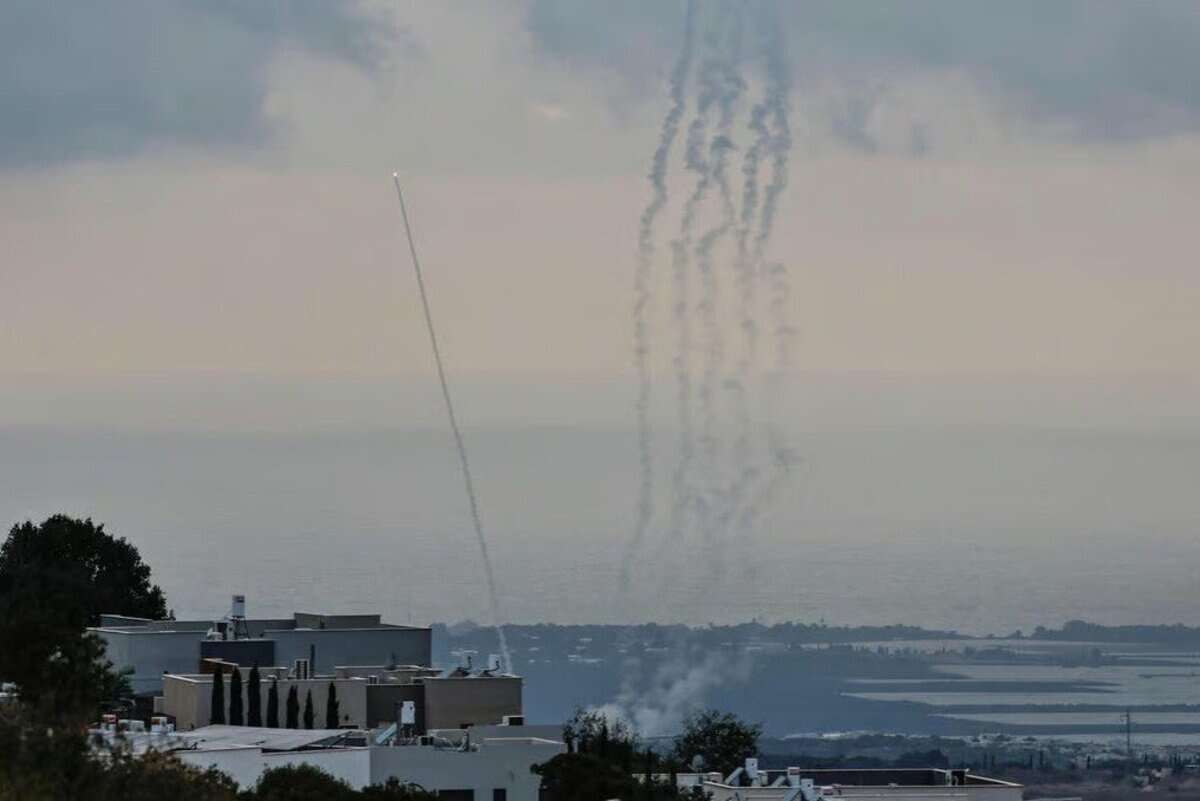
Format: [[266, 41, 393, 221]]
[[251, 764, 355, 801], [359, 779, 438, 800], [671, 710, 761, 778], [532, 753, 635, 801], [563, 707, 638, 762], [325, 682, 340, 729], [266, 679, 280, 728], [247, 665, 262, 727], [303, 689, 315, 729], [228, 668, 243, 726], [286, 685, 299, 728], [210, 670, 225, 725], [0, 515, 165, 715], [98, 751, 238, 801]]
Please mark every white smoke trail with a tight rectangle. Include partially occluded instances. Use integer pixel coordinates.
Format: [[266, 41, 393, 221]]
[[740, 5, 796, 539], [624, 0, 697, 590], [723, 94, 769, 543], [666, 17, 725, 546], [392, 177, 511, 674], [693, 5, 745, 547]]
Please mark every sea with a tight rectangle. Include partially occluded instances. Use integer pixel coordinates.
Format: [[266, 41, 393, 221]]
[[5, 419, 1200, 634]]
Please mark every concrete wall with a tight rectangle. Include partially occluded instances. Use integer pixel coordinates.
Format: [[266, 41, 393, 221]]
[[423, 676, 521, 731], [366, 684, 425, 731], [164, 673, 369, 730], [177, 746, 370, 791], [201, 639, 275, 668], [270, 628, 431, 674], [261, 748, 371, 789], [370, 739, 563, 801], [95, 629, 203, 695]]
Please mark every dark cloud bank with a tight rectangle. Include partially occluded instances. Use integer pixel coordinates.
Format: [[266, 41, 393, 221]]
[[4, 0, 1200, 169]]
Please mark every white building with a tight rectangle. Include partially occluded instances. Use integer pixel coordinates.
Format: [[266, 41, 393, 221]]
[[676, 764, 1023, 801], [92, 723, 563, 800]]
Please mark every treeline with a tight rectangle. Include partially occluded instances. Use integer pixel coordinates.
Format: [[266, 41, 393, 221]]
[[1031, 620, 1200, 644], [209, 667, 341, 729]]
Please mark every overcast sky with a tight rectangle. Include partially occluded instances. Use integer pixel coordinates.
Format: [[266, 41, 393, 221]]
[[3, 0, 1200, 430]]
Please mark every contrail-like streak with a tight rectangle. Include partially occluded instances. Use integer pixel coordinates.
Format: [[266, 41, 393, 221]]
[[666, 24, 723, 546], [392, 176, 511, 675], [741, 5, 795, 539], [724, 92, 769, 541], [624, 0, 697, 589], [693, 5, 744, 545]]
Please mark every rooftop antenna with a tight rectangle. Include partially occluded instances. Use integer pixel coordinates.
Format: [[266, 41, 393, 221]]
[[391, 173, 512, 675]]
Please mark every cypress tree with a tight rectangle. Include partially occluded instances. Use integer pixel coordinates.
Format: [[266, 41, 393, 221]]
[[286, 685, 300, 729], [266, 677, 279, 728], [228, 668, 243, 726], [303, 689, 315, 729], [247, 665, 262, 727], [324, 682, 340, 729], [210, 669, 226, 725]]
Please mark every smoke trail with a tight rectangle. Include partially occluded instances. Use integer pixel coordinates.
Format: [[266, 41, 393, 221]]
[[725, 2, 794, 544], [392, 177, 511, 674], [693, 6, 745, 546], [741, 5, 796, 539], [623, 0, 697, 590], [666, 16, 726, 546], [722, 92, 769, 542]]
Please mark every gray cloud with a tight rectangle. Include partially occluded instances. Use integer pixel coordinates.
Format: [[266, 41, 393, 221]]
[[0, 0, 401, 168], [523, 0, 1200, 148]]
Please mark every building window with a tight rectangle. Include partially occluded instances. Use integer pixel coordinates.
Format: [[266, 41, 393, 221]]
[[492, 790, 507, 801], [437, 791, 473, 801]]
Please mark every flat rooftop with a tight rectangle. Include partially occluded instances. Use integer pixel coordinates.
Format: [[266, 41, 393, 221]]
[[750, 769, 1020, 788], [93, 611, 428, 636]]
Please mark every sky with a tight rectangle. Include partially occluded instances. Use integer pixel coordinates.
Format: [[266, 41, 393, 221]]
[[3, 0, 1200, 418], [4, 2, 1200, 627]]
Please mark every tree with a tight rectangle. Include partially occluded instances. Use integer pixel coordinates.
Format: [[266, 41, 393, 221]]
[[564, 708, 638, 763], [0, 516, 167, 626], [0, 707, 237, 801], [266, 679, 280, 728], [325, 682, 340, 729], [251, 764, 356, 801], [247, 665, 262, 727], [359, 779, 438, 800], [228, 669, 243, 726], [210, 670, 225, 726], [286, 686, 299, 729], [303, 689, 315, 729], [0, 515, 166, 714], [532, 753, 635, 801], [98, 750, 238, 801], [672, 710, 761, 778]]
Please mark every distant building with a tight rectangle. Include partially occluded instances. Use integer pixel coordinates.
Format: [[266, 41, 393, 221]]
[[163, 661, 522, 732], [89, 597, 432, 695]]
